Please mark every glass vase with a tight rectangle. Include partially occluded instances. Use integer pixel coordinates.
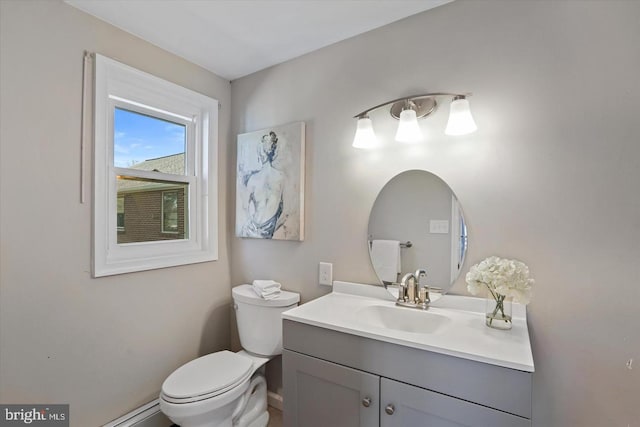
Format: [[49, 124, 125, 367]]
[[485, 291, 512, 330]]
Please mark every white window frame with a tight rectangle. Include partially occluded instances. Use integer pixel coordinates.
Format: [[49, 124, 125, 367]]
[[93, 54, 218, 277]]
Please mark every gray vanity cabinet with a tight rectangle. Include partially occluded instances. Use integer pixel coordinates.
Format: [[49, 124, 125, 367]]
[[283, 319, 533, 427]]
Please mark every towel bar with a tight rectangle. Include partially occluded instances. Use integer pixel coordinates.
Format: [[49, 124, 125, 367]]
[[368, 237, 412, 249]]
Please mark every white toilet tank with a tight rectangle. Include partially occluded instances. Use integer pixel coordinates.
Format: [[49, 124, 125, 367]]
[[232, 285, 300, 357]]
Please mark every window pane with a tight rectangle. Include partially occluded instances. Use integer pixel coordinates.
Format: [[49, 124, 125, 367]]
[[116, 177, 188, 244], [114, 107, 186, 174]]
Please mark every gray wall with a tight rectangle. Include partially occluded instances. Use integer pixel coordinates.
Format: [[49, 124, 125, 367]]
[[0, 1, 232, 425], [230, 1, 640, 426]]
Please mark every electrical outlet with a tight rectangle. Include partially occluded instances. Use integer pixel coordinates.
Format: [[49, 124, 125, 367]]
[[319, 262, 333, 286]]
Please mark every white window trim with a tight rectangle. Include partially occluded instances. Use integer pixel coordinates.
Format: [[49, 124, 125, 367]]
[[93, 54, 218, 277]]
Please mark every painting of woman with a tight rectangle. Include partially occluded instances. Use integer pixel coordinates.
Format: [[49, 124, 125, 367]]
[[236, 123, 305, 240]]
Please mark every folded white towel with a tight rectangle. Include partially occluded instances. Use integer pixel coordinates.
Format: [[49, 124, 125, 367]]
[[257, 287, 280, 296], [252, 280, 282, 299], [261, 291, 282, 300], [252, 280, 281, 291], [252, 288, 282, 300]]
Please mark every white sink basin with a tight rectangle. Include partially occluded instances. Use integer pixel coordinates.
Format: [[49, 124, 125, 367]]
[[355, 304, 451, 334]]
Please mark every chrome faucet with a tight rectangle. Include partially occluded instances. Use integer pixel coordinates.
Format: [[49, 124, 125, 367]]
[[396, 269, 431, 310]]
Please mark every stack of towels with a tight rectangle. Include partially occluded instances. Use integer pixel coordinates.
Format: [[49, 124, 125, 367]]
[[252, 280, 282, 300]]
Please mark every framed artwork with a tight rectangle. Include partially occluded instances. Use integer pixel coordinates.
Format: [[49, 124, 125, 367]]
[[235, 122, 305, 240]]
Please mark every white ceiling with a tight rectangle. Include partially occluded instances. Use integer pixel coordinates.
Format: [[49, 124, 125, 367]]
[[65, 0, 453, 80]]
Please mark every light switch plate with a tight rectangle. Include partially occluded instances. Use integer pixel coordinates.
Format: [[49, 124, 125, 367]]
[[429, 220, 449, 234]]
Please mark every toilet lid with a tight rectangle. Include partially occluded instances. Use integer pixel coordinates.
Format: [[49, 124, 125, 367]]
[[161, 351, 253, 400]]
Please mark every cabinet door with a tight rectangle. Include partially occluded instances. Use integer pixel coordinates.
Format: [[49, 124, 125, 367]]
[[380, 378, 530, 427], [283, 350, 380, 427]]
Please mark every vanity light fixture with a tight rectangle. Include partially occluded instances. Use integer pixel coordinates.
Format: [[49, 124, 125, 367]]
[[445, 95, 478, 136], [352, 115, 380, 149], [395, 106, 422, 143], [352, 93, 477, 148]]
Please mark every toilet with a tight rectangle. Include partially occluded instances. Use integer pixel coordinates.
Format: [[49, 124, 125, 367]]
[[159, 284, 300, 427]]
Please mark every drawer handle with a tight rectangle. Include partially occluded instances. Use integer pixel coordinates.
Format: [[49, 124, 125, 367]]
[[385, 404, 395, 415], [362, 397, 372, 407]]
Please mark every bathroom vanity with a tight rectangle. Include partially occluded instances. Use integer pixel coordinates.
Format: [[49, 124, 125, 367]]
[[282, 282, 534, 427]]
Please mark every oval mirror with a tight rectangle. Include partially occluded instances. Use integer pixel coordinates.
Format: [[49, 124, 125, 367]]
[[367, 170, 468, 297]]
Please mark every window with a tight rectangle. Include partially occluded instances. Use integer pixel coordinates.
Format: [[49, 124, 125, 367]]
[[93, 54, 218, 277]]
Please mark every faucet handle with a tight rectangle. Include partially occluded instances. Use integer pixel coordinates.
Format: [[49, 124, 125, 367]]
[[418, 287, 431, 305], [418, 284, 443, 305], [397, 282, 407, 302]]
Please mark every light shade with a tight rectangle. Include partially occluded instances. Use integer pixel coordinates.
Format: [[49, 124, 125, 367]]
[[352, 117, 379, 149], [395, 109, 422, 143], [445, 97, 477, 136]]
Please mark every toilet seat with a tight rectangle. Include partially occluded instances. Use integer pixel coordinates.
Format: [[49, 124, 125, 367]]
[[161, 351, 254, 404]]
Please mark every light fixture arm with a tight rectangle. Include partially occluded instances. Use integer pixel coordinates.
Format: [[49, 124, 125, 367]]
[[353, 92, 472, 119]]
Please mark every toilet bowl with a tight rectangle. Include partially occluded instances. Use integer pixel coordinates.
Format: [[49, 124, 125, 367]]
[[159, 285, 299, 427]]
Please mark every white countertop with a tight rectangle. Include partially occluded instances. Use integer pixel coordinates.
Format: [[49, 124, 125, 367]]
[[282, 281, 534, 372]]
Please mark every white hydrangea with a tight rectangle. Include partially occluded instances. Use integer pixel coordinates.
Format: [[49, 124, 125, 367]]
[[465, 256, 534, 304]]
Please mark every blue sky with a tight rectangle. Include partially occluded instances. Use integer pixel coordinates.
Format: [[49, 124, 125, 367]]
[[114, 108, 185, 167]]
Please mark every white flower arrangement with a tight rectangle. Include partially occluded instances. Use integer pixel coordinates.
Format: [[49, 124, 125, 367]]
[[465, 256, 533, 329], [466, 256, 534, 328]]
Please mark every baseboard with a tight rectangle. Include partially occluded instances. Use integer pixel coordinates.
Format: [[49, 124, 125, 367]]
[[267, 391, 283, 411], [103, 399, 172, 427], [104, 393, 281, 426]]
